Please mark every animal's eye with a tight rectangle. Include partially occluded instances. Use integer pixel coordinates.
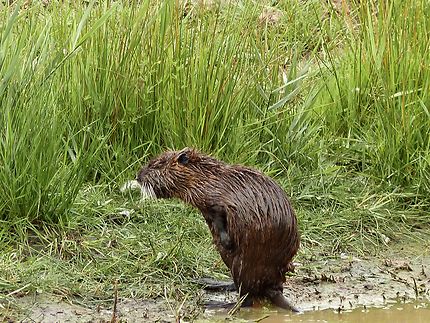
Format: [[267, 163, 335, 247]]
[[177, 152, 189, 165]]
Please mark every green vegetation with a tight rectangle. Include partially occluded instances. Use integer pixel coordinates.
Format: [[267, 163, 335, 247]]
[[1, 0, 429, 317]]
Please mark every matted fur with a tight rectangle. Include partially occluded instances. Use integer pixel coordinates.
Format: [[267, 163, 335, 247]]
[[136, 148, 300, 307]]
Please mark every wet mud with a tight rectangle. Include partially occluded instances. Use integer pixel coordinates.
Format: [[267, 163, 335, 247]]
[[2, 246, 430, 322]]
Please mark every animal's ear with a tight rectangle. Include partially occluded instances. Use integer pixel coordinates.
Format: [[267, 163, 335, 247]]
[[177, 151, 189, 165]]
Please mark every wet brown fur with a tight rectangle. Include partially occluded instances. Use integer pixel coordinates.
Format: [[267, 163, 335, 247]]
[[136, 148, 300, 310]]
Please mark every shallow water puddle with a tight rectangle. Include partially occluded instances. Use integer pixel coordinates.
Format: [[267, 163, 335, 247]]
[[200, 302, 430, 323]]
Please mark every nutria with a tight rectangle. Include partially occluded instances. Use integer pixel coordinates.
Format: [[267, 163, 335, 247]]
[[136, 147, 300, 311]]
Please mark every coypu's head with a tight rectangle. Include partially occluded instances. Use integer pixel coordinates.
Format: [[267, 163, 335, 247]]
[[136, 147, 219, 202]]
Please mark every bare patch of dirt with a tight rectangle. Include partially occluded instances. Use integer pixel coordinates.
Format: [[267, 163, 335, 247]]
[[286, 253, 430, 312]]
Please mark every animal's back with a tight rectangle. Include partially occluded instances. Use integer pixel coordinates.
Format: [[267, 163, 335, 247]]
[[211, 166, 299, 296]]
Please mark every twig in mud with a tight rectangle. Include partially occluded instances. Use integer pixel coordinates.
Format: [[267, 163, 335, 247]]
[[412, 277, 419, 298], [228, 291, 248, 316], [255, 314, 270, 322], [111, 280, 118, 323], [378, 266, 413, 288], [378, 266, 425, 299]]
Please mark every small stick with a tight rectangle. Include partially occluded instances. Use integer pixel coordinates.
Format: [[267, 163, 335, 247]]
[[111, 280, 119, 323], [412, 277, 419, 298], [255, 314, 270, 322], [228, 293, 248, 316]]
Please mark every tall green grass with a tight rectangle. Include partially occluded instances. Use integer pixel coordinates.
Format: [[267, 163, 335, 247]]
[[0, 0, 429, 239], [0, 0, 317, 229], [316, 0, 430, 193], [0, 1, 116, 236]]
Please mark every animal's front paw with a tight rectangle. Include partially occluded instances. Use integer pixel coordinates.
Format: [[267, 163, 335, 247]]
[[219, 231, 234, 250]]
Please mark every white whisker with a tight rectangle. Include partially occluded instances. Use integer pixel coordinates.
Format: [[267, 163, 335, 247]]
[[141, 184, 156, 199], [120, 180, 142, 193]]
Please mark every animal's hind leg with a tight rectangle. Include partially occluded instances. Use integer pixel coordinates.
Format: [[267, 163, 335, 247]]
[[265, 288, 300, 312]]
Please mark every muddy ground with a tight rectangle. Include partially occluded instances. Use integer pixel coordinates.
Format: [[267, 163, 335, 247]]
[[2, 244, 430, 322]]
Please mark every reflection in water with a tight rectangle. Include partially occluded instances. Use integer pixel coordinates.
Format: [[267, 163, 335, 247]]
[[201, 301, 430, 323]]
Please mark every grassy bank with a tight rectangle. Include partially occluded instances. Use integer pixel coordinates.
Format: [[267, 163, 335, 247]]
[[1, 0, 430, 316]]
